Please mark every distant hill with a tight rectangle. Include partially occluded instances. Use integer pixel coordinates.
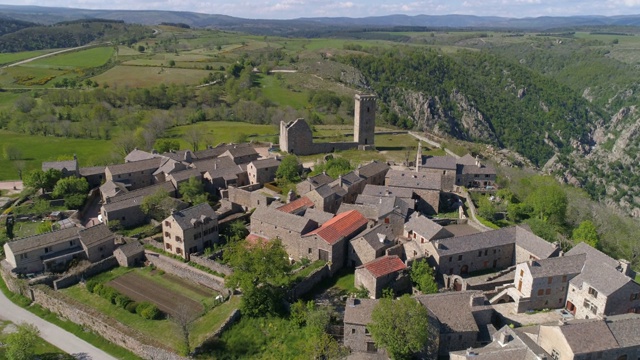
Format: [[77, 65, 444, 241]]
[[3, 4, 640, 34], [0, 17, 37, 36]]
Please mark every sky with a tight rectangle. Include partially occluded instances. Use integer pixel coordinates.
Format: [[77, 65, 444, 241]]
[[2, 0, 640, 20]]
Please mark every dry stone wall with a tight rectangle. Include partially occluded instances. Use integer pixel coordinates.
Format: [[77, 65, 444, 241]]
[[53, 256, 118, 290], [189, 254, 233, 277], [287, 264, 330, 301]]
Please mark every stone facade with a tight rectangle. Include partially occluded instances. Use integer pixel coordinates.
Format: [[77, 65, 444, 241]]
[[222, 184, 276, 210], [162, 203, 219, 261], [354, 255, 410, 299], [247, 158, 280, 185], [354, 94, 376, 146], [145, 251, 228, 295]]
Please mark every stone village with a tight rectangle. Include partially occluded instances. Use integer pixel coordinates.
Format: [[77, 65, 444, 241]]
[[2, 94, 640, 360]]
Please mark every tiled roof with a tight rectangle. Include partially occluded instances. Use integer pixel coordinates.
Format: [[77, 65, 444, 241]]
[[431, 227, 517, 256], [305, 210, 368, 245], [246, 233, 269, 245], [559, 320, 619, 354], [250, 158, 280, 169], [606, 314, 640, 347], [194, 143, 253, 160], [356, 161, 389, 179], [168, 168, 203, 182], [251, 206, 317, 234], [5, 227, 79, 254], [303, 208, 334, 226], [222, 146, 259, 158], [306, 173, 334, 188], [276, 196, 314, 214], [107, 158, 163, 176], [514, 226, 560, 259], [404, 213, 453, 240], [421, 156, 457, 170], [170, 203, 217, 230], [116, 241, 144, 257], [353, 223, 395, 252], [385, 170, 441, 190], [525, 254, 586, 278], [78, 224, 114, 248], [344, 298, 379, 325], [363, 255, 406, 279], [42, 159, 78, 172], [124, 149, 159, 163], [192, 156, 237, 173]]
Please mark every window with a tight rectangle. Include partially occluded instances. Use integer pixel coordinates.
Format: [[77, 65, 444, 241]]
[[562, 275, 567, 282], [421, 237, 425, 244], [493, 249, 497, 254], [165, 232, 170, 238], [538, 289, 544, 296], [520, 269, 524, 277], [44, 247, 51, 254], [548, 277, 553, 284], [478, 251, 482, 257], [384, 217, 389, 224], [631, 293, 640, 301], [484, 249, 488, 256], [584, 299, 598, 314], [546, 288, 551, 295], [69, 240, 74, 247], [351, 328, 355, 334], [176, 248, 183, 255], [364, 328, 369, 334], [474, 174, 479, 178], [588, 287, 598, 298], [551, 349, 560, 360], [449, 256, 453, 262], [164, 221, 171, 228], [458, 255, 463, 261], [308, 248, 312, 254], [166, 243, 172, 250], [175, 236, 182, 243]]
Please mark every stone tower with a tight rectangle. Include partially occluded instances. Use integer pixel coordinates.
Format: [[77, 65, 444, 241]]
[[354, 94, 376, 146]]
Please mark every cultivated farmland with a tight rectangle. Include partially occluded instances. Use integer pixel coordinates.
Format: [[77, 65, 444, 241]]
[[91, 66, 211, 87]]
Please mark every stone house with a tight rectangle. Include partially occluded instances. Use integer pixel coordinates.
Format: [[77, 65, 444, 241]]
[[385, 169, 442, 192], [417, 152, 457, 192], [152, 158, 189, 183], [100, 181, 178, 229], [276, 196, 315, 215], [219, 146, 259, 165], [201, 159, 249, 195], [351, 194, 411, 235], [124, 148, 161, 163], [79, 166, 106, 188], [354, 255, 409, 299], [194, 143, 254, 161], [306, 183, 345, 214], [356, 161, 390, 187], [504, 254, 586, 312], [348, 223, 395, 268], [343, 298, 385, 356], [42, 157, 79, 178], [223, 184, 277, 210], [296, 173, 334, 195], [162, 203, 219, 261], [331, 171, 365, 204], [537, 315, 640, 360], [249, 206, 319, 261], [424, 225, 560, 278], [105, 157, 163, 191], [99, 180, 128, 203], [403, 213, 454, 253], [455, 154, 496, 188], [166, 169, 203, 190], [564, 243, 640, 319], [247, 158, 281, 185], [302, 210, 368, 273], [416, 291, 495, 356], [114, 241, 145, 267], [361, 184, 415, 210], [4, 224, 116, 274]]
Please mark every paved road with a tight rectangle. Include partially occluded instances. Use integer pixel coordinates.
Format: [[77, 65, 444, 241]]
[[0, 288, 117, 360]]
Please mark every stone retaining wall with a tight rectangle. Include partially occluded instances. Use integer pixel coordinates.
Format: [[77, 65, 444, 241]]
[[193, 308, 241, 355], [145, 250, 229, 296], [189, 254, 233, 277], [287, 264, 330, 301], [53, 256, 119, 290]]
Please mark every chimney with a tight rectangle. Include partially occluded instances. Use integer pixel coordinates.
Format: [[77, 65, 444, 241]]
[[475, 155, 481, 167], [416, 142, 422, 172], [496, 331, 512, 346], [470, 294, 484, 307], [184, 151, 192, 162], [377, 233, 386, 243], [466, 348, 477, 356], [434, 240, 441, 249], [73, 153, 77, 160], [214, 163, 217, 170], [152, 149, 158, 154], [618, 259, 634, 277], [287, 189, 295, 203]]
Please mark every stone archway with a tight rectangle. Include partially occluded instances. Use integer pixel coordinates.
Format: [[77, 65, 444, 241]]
[[460, 265, 469, 275]]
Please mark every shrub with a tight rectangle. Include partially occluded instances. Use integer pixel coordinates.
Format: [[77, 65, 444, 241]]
[[140, 304, 161, 320], [125, 301, 138, 313], [115, 294, 132, 308], [92, 283, 104, 296], [86, 279, 100, 293], [135, 302, 148, 316]]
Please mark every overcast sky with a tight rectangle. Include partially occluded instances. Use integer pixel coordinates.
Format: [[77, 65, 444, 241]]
[[3, 0, 640, 19]]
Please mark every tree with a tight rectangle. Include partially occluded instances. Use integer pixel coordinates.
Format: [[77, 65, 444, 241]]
[[526, 185, 567, 225], [3, 144, 22, 161], [179, 176, 208, 205], [224, 238, 291, 317], [222, 220, 248, 243], [168, 59, 176, 67], [311, 157, 353, 178], [410, 259, 438, 294], [138, 45, 145, 52], [368, 295, 433, 360], [23, 169, 62, 193], [141, 189, 174, 221], [572, 220, 600, 249], [5, 323, 39, 360], [276, 155, 301, 185], [171, 303, 197, 356], [52, 177, 89, 209], [184, 125, 206, 151], [154, 139, 180, 153]]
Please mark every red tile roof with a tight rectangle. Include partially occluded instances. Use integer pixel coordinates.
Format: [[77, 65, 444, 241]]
[[276, 196, 314, 214], [306, 210, 368, 245], [245, 233, 269, 246], [363, 255, 406, 278]]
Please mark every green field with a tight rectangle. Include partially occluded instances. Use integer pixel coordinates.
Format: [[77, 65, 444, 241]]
[[164, 121, 279, 148], [61, 266, 239, 353], [0, 49, 57, 66], [259, 74, 309, 109], [25, 47, 115, 69], [0, 320, 72, 359], [92, 65, 210, 87], [0, 130, 112, 180]]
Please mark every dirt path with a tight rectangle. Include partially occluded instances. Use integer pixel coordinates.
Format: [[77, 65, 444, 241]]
[[1, 43, 107, 69]]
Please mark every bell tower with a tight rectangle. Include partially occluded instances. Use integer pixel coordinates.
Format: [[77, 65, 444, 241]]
[[354, 94, 376, 147]]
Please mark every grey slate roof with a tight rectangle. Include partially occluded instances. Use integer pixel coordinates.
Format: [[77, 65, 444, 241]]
[[451, 325, 549, 360], [153, 158, 185, 176], [356, 161, 389, 179], [385, 170, 441, 190], [526, 254, 586, 278], [170, 203, 217, 230], [42, 159, 78, 173], [100, 180, 128, 199], [251, 206, 317, 234], [107, 158, 163, 176], [338, 171, 363, 187], [169, 168, 203, 183], [421, 156, 457, 170], [116, 241, 145, 257], [78, 224, 114, 248], [459, 164, 496, 175], [344, 298, 379, 325], [5, 227, 79, 254], [124, 149, 159, 163], [250, 158, 280, 169], [606, 314, 640, 347], [192, 156, 238, 173], [221, 146, 259, 159], [431, 227, 517, 256], [559, 320, 619, 354], [79, 166, 105, 176], [514, 226, 560, 259], [416, 291, 485, 333], [107, 181, 176, 205], [194, 143, 253, 160], [566, 242, 619, 269], [404, 213, 453, 240], [303, 208, 334, 225], [337, 203, 380, 220], [313, 184, 340, 199], [352, 223, 395, 252], [362, 184, 414, 199], [457, 154, 478, 166], [306, 173, 334, 188]]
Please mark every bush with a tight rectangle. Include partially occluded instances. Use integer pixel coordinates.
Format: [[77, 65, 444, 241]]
[[92, 283, 104, 296], [115, 294, 132, 308], [140, 304, 161, 320], [125, 301, 138, 313], [86, 279, 100, 293]]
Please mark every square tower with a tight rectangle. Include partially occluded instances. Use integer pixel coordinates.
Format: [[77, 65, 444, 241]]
[[354, 94, 376, 146]]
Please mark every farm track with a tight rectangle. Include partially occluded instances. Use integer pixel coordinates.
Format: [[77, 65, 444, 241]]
[[0, 43, 109, 69], [107, 272, 203, 318]]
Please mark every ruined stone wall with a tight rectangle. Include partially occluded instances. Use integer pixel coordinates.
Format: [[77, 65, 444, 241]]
[[53, 256, 119, 290], [189, 254, 233, 277], [286, 264, 330, 301]]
